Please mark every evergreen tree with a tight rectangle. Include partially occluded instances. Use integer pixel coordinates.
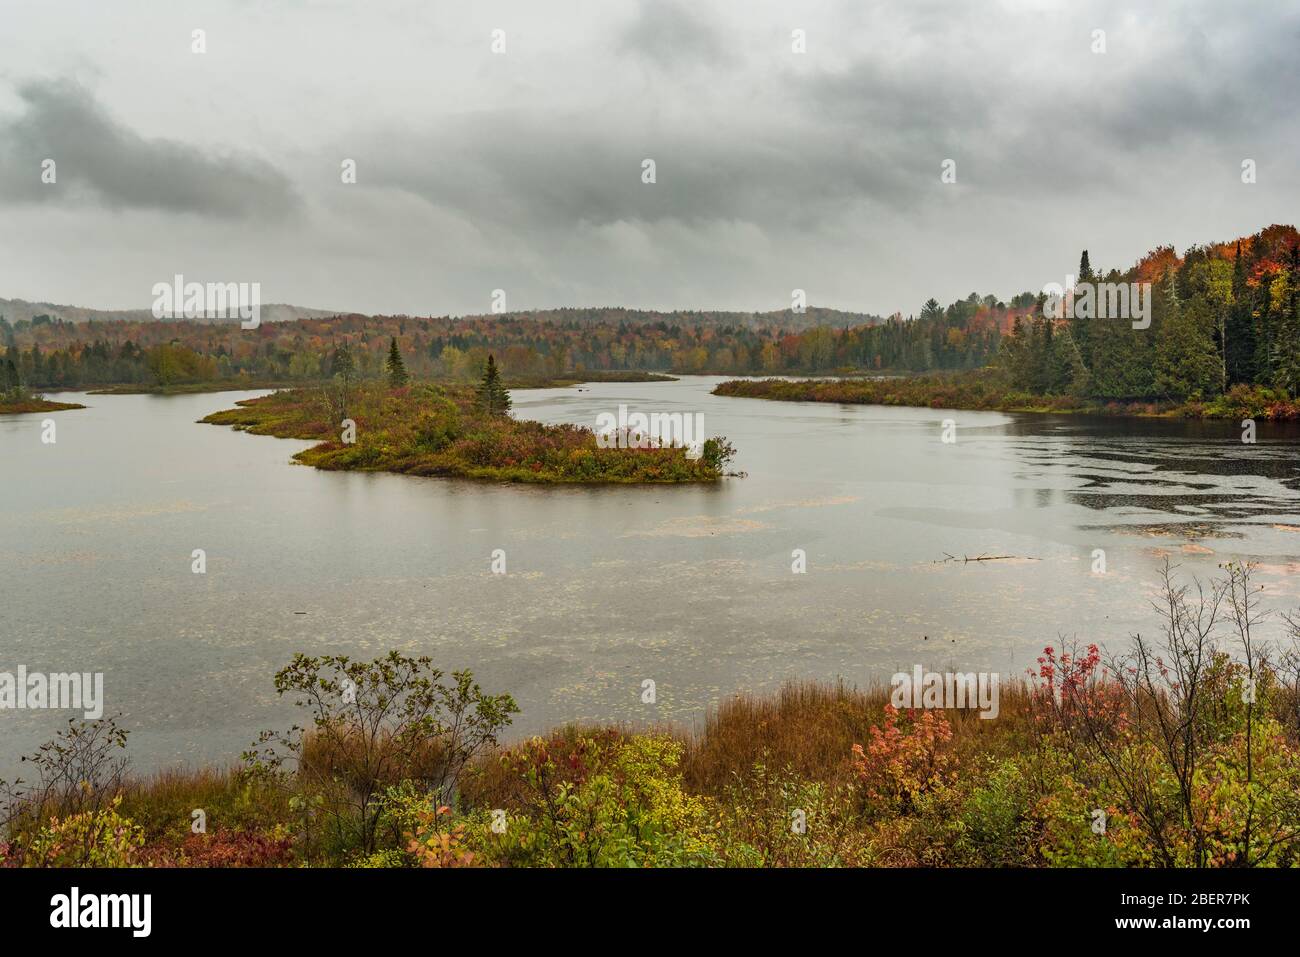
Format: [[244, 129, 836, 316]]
[[1272, 244, 1300, 394], [1155, 285, 1219, 401], [475, 354, 511, 415], [999, 316, 1036, 390], [1071, 250, 1095, 372], [1031, 312, 1053, 392], [1047, 324, 1089, 394], [385, 337, 409, 387], [1224, 241, 1257, 384]]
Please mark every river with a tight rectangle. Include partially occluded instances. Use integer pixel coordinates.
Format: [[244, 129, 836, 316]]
[[2, 376, 1299, 775]]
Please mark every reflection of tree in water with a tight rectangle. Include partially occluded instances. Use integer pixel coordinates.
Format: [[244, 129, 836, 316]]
[[990, 414, 1300, 518]]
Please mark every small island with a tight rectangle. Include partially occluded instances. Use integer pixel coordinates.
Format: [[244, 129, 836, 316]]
[[0, 388, 84, 415], [204, 354, 732, 484]]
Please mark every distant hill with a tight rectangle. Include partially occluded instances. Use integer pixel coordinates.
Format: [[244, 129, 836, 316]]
[[441, 305, 886, 331], [0, 298, 884, 332], [0, 298, 340, 326]]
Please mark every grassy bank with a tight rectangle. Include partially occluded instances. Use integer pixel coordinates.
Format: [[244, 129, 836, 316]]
[[508, 370, 678, 387], [713, 372, 1300, 420], [202, 381, 733, 484], [0, 394, 85, 414], [4, 564, 1299, 868], [90, 380, 300, 396], [91, 370, 677, 396]]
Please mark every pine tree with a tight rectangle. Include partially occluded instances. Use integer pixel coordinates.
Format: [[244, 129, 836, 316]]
[[385, 337, 409, 387], [476, 354, 511, 415]]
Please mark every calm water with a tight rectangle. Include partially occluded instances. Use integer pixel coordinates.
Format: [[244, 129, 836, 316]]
[[3, 376, 1300, 776]]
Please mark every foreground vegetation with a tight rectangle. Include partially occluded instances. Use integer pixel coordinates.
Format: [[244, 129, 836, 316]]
[[202, 375, 734, 484], [714, 371, 1300, 420], [5, 564, 1300, 868]]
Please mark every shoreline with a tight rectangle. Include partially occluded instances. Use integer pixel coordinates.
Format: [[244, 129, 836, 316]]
[[0, 397, 86, 415], [85, 370, 678, 397], [711, 374, 1300, 422]]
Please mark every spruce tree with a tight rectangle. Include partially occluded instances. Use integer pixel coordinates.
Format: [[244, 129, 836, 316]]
[[1155, 287, 1219, 401], [1272, 244, 1300, 395], [385, 337, 409, 387], [476, 354, 511, 415], [1224, 241, 1257, 385], [1071, 251, 1095, 373]]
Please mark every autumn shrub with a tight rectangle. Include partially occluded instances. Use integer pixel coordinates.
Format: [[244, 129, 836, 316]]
[[465, 731, 720, 867], [241, 652, 518, 862], [852, 704, 957, 816], [0, 716, 132, 861], [714, 763, 870, 866], [140, 826, 295, 868], [953, 759, 1035, 866], [1029, 761, 1147, 867], [405, 803, 475, 868], [22, 797, 144, 868]]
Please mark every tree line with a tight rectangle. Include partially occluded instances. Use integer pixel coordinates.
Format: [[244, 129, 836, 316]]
[[2, 225, 1294, 397], [1000, 225, 1300, 401]]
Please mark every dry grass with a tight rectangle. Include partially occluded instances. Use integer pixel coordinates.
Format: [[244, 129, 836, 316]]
[[680, 679, 1038, 795]]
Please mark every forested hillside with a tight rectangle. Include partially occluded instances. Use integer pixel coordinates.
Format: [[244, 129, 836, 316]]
[[2, 225, 1294, 402], [1000, 224, 1300, 401]]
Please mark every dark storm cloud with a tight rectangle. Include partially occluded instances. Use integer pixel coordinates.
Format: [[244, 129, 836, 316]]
[[0, 79, 300, 218]]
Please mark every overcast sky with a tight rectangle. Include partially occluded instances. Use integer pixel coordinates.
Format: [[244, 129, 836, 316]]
[[0, 0, 1295, 317]]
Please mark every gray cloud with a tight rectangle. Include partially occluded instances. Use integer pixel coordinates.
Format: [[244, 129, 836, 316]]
[[617, 0, 729, 68], [0, 78, 300, 218], [0, 0, 1294, 316], [368, 109, 921, 234]]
